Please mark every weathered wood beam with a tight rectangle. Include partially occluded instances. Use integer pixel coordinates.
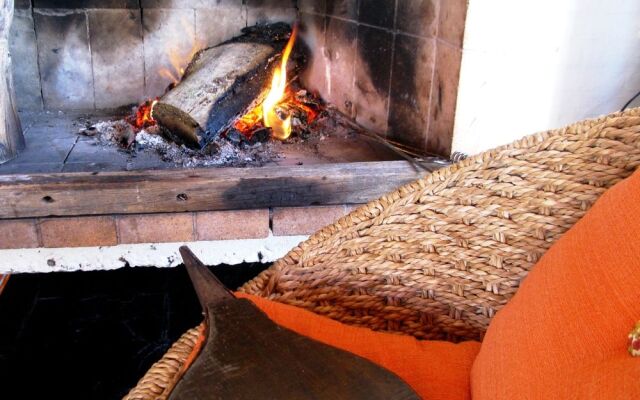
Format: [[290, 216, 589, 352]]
[[0, 0, 24, 164], [0, 161, 432, 219]]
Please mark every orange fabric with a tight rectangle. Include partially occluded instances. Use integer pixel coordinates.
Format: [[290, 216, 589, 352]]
[[237, 292, 481, 400], [472, 169, 640, 399]]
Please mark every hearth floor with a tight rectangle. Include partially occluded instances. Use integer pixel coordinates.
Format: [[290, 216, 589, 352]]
[[0, 110, 403, 174]]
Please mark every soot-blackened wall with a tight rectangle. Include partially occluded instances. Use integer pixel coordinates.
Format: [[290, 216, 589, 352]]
[[299, 0, 467, 156]]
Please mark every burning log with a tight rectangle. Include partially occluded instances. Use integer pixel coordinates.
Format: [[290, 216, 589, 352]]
[[151, 23, 297, 150]]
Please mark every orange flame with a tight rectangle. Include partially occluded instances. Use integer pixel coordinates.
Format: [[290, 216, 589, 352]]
[[262, 25, 298, 140]]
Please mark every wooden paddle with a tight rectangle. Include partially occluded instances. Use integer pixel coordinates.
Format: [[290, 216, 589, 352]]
[[168, 246, 420, 400]]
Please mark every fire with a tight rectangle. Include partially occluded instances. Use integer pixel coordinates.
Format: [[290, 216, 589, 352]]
[[158, 42, 201, 84], [130, 99, 158, 130], [232, 26, 322, 142], [234, 105, 263, 135], [261, 25, 298, 140]]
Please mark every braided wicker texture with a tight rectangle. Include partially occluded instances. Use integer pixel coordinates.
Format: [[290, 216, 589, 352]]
[[125, 109, 640, 400], [124, 325, 203, 400], [240, 108, 640, 341]]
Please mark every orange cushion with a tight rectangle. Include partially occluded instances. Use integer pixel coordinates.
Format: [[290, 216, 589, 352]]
[[471, 169, 640, 399], [237, 293, 481, 400]]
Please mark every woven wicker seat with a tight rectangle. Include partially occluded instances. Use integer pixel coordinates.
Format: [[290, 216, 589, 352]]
[[124, 108, 640, 400]]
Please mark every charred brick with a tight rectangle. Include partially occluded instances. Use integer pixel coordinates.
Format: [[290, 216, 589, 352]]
[[326, 0, 358, 20], [358, 0, 395, 29], [388, 34, 435, 150], [396, 0, 438, 38]]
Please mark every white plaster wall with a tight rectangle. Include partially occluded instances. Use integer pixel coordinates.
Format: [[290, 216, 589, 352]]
[[0, 234, 308, 274], [452, 0, 640, 155]]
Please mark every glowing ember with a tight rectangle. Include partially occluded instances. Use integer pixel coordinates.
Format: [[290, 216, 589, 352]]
[[234, 105, 264, 137], [129, 99, 158, 130]]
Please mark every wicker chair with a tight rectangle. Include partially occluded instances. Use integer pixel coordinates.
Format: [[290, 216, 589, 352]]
[[125, 108, 640, 400]]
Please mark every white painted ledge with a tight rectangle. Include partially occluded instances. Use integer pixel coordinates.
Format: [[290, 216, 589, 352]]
[[0, 234, 308, 274]]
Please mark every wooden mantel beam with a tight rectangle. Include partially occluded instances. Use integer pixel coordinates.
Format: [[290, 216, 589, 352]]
[[0, 161, 430, 219]]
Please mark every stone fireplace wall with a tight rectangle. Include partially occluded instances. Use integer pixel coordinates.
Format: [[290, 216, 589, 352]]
[[10, 0, 297, 111], [10, 0, 467, 156]]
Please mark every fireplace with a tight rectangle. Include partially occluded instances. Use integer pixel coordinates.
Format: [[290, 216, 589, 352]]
[[0, 0, 467, 271]]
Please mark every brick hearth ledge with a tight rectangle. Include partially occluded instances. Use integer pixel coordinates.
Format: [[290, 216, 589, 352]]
[[0, 206, 353, 273]]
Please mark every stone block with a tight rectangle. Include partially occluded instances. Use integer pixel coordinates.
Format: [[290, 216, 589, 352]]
[[64, 140, 129, 164], [10, 10, 43, 110], [324, 17, 357, 117], [247, 5, 296, 26], [141, 0, 238, 8], [9, 137, 76, 164], [142, 8, 197, 98], [298, 0, 325, 14], [40, 216, 117, 248], [117, 213, 194, 244], [61, 161, 128, 172], [34, 10, 95, 110], [359, 0, 395, 29], [272, 206, 347, 236], [23, 118, 85, 140], [195, 4, 246, 48], [299, 12, 328, 97], [388, 34, 435, 151], [396, 0, 439, 38], [0, 219, 39, 249], [33, 0, 139, 8], [246, 0, 294, 8], [438, 0, 467, 47], [353, 24, 392, 133], [89, 10, 145, 109], [428, 44, 462, 156], [195, 209, 269, 240], [15, 0, 31, 9], [326, 0, 358, 21], [0, 162, 63, 174]]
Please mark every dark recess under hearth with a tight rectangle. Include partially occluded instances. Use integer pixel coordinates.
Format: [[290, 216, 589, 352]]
[[0, 263, 269, 400]]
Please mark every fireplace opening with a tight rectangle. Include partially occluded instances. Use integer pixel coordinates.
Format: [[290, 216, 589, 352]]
[[69, 21, 415, 170], [1, 0, 466, 174]]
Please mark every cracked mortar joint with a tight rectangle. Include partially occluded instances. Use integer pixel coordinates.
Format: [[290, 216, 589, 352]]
[[0, 234, 308, 274]]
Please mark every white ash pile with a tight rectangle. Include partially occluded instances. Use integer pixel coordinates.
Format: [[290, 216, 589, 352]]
[[78, 119, 280, 168]]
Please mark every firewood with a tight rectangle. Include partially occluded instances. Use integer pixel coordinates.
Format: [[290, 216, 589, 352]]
[[153, 23, 294, 150]]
